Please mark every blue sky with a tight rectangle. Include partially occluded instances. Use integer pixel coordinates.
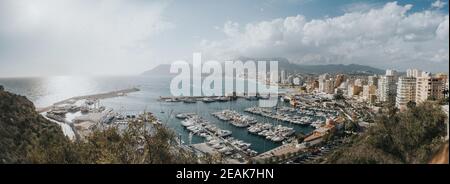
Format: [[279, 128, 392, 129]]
[[0, 0, 448, 77]]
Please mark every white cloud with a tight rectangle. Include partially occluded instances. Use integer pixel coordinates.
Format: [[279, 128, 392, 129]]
[[201, 2, 449, 72], [436, 15, 449, 40], [0, 0, 173, 76], [341, 2, 382, 13], [432, 0, 447, 9]]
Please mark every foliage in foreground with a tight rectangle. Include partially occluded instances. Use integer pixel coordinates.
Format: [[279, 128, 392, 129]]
[[324, 102, 447, 164]]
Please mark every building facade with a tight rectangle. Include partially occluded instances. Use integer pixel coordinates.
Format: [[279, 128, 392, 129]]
[[396, 77, 417, 110], [416, 75, 446, 104], [377, 74, 397, 103]]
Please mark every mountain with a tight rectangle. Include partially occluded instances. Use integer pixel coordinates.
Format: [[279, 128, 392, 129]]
[[141, 58, 385, 76], [288, 63, 384, 75], [141, 64, 176, 76], [237, 57, 385, 75]]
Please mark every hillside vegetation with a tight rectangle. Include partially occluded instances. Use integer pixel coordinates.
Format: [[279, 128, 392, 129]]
[[324, 102, 447, 164]]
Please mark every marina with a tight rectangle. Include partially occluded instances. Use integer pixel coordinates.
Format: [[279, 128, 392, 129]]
[[245, 106, 339, 126], [212, 110, 296, 143], [1, 76, 317, 159], [180, 114, 233, 138], [248, 123, 295, 142], [179, 113, 258, 158], [212, 110, 257, 127]]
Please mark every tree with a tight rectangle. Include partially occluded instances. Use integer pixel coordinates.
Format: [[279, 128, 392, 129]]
[[344, 120, 358, 132], [406, 101, 416, 109], [333, 93, 345, 100]]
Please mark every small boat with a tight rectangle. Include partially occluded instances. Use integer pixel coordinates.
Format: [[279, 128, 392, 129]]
[[175, 113, 196, 119], [212, 143, 223, 149], [218, 147, 232, 153], [216, 96, 230, 102], [202, 97, 216, 103], [51, 110, 67, 116], [181, 119, 194, 127], [85, 99, 95, 105], [217, 130, 232, 137], [165, 98, 180, 102], [271, 136, 284, 142], [245, 96, 258, 101], [182, 98, 197, 103]]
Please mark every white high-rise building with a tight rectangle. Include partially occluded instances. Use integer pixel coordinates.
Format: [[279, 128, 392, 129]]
[[406, 69, 422, 78], [378, 70, 398, 103], [318, 73, 330, 93], [280, 70, 286, 84], [354, 78, 366, 87], [324, 79, 335, 94], [368, 75, 379, 86], [385, 69, 398, 77], [396, 76, 417, 110]]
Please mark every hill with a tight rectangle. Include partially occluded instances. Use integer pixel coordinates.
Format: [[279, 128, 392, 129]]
[[141, 64, 176, 76], [0, 87, 72, 163]]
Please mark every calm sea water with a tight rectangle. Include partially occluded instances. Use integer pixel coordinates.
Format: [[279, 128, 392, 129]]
[[0, 75, 314, 153]]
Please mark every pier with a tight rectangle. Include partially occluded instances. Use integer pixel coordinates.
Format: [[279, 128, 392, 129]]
[[159, 92, 286, 100], [36, 87, 140, 113]]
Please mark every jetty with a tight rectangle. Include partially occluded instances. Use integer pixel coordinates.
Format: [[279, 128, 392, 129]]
[[159, 92, 285, 102], [36, 87, 140, 113]]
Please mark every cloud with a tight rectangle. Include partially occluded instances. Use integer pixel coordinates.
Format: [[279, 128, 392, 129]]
[[200, 2, 449, 72], [0, 0, 173, 77], [432, 0, 447, 9], [436, 15, 449, 40], [341, 2, 382, 13]]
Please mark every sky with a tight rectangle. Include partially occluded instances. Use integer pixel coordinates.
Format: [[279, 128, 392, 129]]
[[0, 0, 448, 77]]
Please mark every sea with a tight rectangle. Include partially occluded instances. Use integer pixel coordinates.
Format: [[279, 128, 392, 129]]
[[0, 75, 314, 153]]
